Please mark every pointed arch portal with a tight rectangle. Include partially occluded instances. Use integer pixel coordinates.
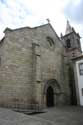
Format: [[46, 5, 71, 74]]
[[43, 79, 61, 107]]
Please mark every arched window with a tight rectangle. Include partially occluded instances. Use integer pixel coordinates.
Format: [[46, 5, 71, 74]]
[[46, 36, 54, 47], [66, 39, 71, 48], [77, 39, 80, 48]]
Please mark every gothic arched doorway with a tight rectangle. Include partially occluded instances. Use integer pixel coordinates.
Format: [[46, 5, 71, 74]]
[[46, 86, 54, 107]]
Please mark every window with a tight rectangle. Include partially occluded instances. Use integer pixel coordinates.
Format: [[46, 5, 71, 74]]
[[79, 63, 83, 75], [66, 39, 71, 48], [77, 39, 79, 45], [0, 57, 1, 65], [82, 88, 83, 96], [77, 39, 80, 48], [46, 37, 54, 47]]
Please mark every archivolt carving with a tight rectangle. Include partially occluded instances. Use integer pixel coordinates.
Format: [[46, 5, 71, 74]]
[[43, 79, 61, 94]]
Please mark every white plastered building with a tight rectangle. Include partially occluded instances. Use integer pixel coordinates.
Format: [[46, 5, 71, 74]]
[[73, 55, 83, 106]]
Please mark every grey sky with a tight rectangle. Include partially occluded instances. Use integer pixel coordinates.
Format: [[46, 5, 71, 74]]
[[64, 0, 83, 24], [0, 0, 83, 50]]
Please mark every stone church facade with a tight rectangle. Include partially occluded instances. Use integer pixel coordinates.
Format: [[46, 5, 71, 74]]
[[0, 21, 82, 110]]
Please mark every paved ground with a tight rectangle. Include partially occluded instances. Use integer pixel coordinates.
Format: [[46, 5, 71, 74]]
[[33, 106, 83, 125], [0, 106, 83, 124], [0, 108, 54, 125]]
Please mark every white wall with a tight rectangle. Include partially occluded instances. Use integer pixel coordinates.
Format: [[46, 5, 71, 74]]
[[74, 59, 83, 106]]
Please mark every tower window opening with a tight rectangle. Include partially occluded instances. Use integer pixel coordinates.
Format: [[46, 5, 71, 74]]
[[66, 39, 71, 48], [77, 39, 80, 48]]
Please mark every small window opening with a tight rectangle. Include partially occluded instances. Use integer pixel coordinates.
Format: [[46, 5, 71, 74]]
[[66, 39, 71, 48], [46, 37, 54, 47], [77, 39, 80, 48]]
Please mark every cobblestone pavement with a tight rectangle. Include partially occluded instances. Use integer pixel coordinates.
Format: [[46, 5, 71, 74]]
[[0, 108, 54, 125], [0, 106, 83, 125], [33, 106, 83, 125]]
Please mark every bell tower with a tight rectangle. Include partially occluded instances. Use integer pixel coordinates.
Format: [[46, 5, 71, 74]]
[[61, 20, 82, 58], [61, 21, 82, 105]]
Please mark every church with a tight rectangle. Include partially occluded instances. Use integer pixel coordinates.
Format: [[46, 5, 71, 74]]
[[0, 21, 82, 111]]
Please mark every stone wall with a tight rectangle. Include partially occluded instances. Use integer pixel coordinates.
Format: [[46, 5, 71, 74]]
[[31, 24, 71, 106], [0, 28, 34, 108], [0, 24, 71, 109]]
